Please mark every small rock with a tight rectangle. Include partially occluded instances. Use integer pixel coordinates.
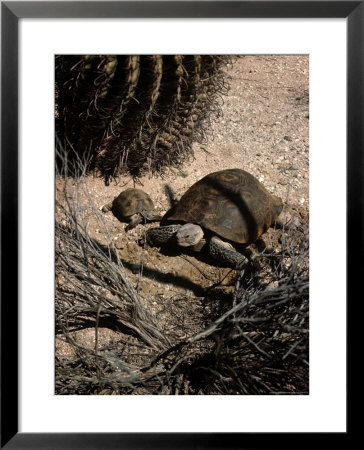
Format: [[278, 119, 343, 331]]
[[288, 164, 300, 170], [283, 135, 292, 141]]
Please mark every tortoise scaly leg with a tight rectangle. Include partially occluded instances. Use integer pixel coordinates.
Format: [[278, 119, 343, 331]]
[[125, 213, 143, 232], [146, 224, 182, 246], [100, 201, 113, 213], [208, 236, 246, 269], [144, 210, 163, 223], [126, 210, 163, 232]]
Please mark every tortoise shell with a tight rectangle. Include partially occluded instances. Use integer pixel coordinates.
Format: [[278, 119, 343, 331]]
[[111, 188, 155, 221], [165, 168, 283, 244]]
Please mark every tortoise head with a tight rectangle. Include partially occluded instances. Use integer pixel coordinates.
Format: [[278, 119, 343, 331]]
[[176, 223, 204, 247]]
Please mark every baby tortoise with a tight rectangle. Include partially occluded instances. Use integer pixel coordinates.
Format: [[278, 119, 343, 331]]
[[101, 188, 162, 231], [146, 168, 287, 268]]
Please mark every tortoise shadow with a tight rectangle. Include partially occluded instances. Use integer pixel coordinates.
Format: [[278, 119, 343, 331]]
[[55, 226, 236, 337], [79, 230, 210, 295]]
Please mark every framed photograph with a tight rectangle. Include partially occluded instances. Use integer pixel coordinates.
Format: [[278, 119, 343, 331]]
[[1, 1, 358, 448]]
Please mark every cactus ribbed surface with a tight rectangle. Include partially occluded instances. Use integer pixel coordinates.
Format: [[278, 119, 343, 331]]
[[56, 55, 232, 183]]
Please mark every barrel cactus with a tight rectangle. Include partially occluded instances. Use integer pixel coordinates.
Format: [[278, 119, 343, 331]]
[[55, 55, 232, 183]]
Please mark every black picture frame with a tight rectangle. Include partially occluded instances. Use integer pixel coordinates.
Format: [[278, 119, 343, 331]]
[[1, 1, 359, 448]]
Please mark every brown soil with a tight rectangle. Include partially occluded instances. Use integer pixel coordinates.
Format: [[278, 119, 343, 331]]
[[56, 55, 308, 359]]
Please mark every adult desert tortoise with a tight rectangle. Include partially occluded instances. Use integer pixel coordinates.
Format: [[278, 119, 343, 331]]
[[146, 168, 284, 268]]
